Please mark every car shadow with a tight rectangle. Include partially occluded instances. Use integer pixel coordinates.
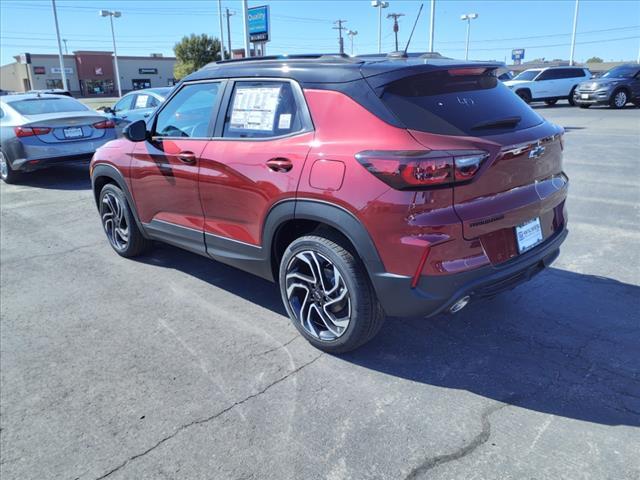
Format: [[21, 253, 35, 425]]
[[13, 163, 92, 190], [138, 244, 640, 427]]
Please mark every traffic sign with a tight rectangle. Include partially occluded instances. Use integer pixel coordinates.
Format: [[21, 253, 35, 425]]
[[248, 5, 270, 43]]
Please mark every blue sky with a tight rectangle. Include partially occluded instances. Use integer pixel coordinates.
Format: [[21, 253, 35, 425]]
[[1, 0, 638, 65]]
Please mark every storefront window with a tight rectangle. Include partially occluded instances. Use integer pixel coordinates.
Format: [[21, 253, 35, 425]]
[[132, 79, 151, 90], [84, 79, 115, 96], [46, 79, 63, 89]]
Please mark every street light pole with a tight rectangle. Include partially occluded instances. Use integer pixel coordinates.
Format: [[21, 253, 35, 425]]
[[51, 0, 68, 91], [347, 30, 358, 55], [241, 0, 251, 57], [460, 13, 478, 60], [217, 0, 226, 60], [225, 8, 235, 58], [428, 0, 435, 52], [63, 38, 69, 55], [371, 1, 389, 55], [100, 10, 122, 97], [569, 0, 579, 66]]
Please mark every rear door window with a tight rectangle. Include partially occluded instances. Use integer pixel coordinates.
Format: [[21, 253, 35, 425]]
[[380, 69, 544, 137], [222, 81, 303, 139], [536, 70, 562, 81]]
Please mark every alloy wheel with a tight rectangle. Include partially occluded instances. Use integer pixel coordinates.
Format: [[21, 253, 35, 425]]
[[0, 152, 8, 180], [101, 191, 129, 251], [614, 91, 627, 108], [285, 250, 351, 341]]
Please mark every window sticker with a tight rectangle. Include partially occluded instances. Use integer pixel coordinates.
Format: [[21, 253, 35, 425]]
[[135, 95, 149, 109], [278, 113, 292, 130], [229, 86, 281, 131]]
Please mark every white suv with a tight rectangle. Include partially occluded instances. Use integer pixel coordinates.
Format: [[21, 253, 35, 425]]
[[504, 67, 591, 106]]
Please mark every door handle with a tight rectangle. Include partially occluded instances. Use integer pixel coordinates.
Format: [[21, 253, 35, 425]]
[[177, 151, 196, 164], [266, 158, 293, 173]]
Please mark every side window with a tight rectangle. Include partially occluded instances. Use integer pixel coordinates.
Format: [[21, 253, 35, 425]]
[[146, 96, 160, 108], [573, 69, 586, 78], [154, 82, 220, 138], [223, 81, 303, 139], [133, 94, 150, 110], [537, 70, 560, 81], [113, 95, 133, 112]]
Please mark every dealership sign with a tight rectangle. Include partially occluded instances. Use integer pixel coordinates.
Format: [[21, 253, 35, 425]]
[[248, 5, 270, 42], [139, 68, 158, 74], [511, 49, 525, 61], [33, 66, 46, 75]]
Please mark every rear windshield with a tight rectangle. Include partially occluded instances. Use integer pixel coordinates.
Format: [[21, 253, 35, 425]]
[[9, 97, 88, 115], [380, 69, 544, 137]]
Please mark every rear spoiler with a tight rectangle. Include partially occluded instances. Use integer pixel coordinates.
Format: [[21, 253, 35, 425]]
[[362, 61, 504, 91]]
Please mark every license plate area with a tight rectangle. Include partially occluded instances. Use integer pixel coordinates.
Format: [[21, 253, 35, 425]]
[[581, 93, 589, 99], [515, 217, 544, 254], [63, 127, 84, 139]]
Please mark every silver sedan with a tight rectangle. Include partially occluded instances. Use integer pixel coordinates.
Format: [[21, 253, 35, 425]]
[[0, 93, 117, 183]]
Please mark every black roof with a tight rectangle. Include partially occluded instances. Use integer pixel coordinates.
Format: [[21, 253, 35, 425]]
[[184, 53, 504, 85]]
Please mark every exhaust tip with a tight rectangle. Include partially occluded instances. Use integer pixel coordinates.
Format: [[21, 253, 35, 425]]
[[449, 295, 471, 314]]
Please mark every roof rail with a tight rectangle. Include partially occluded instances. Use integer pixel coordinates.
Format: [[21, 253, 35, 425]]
[[210, 53, 360, 66]]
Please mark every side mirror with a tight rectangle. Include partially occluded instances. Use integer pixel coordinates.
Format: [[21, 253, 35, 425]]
[[97, 106, 112, 113], [123, 119, 148, 142]]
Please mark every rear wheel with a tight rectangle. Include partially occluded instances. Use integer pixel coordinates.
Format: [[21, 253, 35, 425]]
[[544, 99, 558, 106], [0, 150, 19, 184], [568, 86, 577, 106], [516, 89, 531, 104], [279, 234, 385, 353], [99, 183, 152, 257], [579, 104, 591, 109], [610, 89, 628, 109]]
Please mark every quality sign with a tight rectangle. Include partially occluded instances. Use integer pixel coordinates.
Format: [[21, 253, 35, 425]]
[[248, 5, 270, 42]]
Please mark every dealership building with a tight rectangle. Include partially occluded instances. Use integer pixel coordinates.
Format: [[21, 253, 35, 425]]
[[0, 51, 176, 96]]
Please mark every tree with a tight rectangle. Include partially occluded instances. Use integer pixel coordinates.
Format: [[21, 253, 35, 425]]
[[586, 56, 603, 63], [173, 34, 224, 79]]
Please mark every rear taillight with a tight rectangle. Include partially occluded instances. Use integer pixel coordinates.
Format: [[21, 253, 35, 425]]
[[92, 120, 115, 129], [14, 126, 52, 137], [355, 150, 489, 190]]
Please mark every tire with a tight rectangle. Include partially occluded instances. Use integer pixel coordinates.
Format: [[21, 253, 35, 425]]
[[0, 150, 20, 184], [516, 89, 531, 104], [610, 89, 628, 109], [279, 234, 385, 353], [99, 183, 152, 257], [579, 104, 591, 109], [544, 99, 558, 106], [568, 86, 577, 106]]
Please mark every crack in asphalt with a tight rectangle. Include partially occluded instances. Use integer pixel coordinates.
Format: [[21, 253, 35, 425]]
[[93, 353, 323, 480], [404, 399, 515, 480], [1, 242, 103, 265]]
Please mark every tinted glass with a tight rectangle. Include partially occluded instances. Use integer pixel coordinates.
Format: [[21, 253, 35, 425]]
[[154, 82, 220, 138], [147, 96, 160, 108], [9, 97, 88, 115], [380, 70, 543, 137], [223, 81, 303, 139], [602, 66, 639, 79], [512, 70, 540, 81], [537, 70, 562, 80]]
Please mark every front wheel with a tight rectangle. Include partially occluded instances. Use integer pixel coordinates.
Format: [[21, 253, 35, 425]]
[[99, 183, 152, 257], [0, 150, 20, 184], [610, 89, 628, 109], [568, 86, 577, 106], [279, 234, 385, 353], [544, 99, 558, 106], [579, 104, 591, 109]]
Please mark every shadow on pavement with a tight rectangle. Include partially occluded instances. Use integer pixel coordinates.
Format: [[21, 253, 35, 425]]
[[11, 164, 91, 190], [138, 244, 640, 427]]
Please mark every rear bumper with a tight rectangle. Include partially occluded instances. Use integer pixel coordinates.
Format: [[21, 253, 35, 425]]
[[372, 226, 568, 317], [12, 153, 93, 172]]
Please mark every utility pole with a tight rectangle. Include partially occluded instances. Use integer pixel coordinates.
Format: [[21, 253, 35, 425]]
[[347, 30, 358, 55], [225, 8, 235, 58], [333, 19, 347, 55], [241, 0, 250, 57], [217, 0, 226, 60], [428, 0, 435, 52], [63, 38, 69, 55], [387, 13, 404, 52], [51, 0, 68, 91], [569, 0, 579, 66]]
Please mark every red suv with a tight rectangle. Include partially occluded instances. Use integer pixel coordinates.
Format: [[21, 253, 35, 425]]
[[90, 54, 568, 353]]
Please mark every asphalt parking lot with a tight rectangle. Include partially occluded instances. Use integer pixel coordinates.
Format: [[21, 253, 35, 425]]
[[1, 104, 639, 479]]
